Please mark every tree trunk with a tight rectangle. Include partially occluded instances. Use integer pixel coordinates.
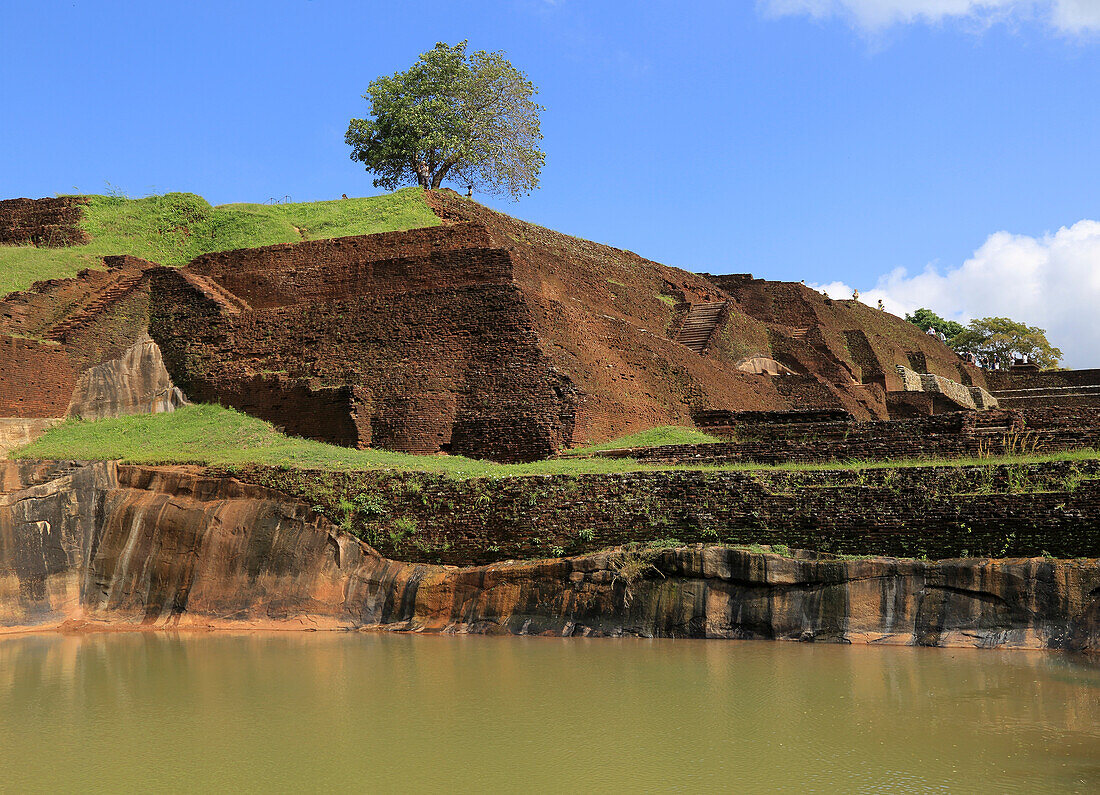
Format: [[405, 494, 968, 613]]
[[431, 163, 452, 190]]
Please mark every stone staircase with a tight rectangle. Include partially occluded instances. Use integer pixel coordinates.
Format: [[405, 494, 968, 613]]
[[43, 273, 145, 342], [965, 411, 1022, 436], [788, 327, 809, 340], [675, 302, 726, 354], [1, 461, 87, 495], [180, 272, 251, 315]]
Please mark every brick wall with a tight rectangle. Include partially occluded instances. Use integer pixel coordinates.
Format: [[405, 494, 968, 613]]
[[151, 258, 577, 461], [987, 368, 1100, 391], [987, 369, 1100, 409], [0, 336, 76, 417], [189, 223, 498, 309], [591, 409, 1098, 466], [210, 375, 371, 447], [0, 197, 89, 247], [238, 459, 1100, 565]]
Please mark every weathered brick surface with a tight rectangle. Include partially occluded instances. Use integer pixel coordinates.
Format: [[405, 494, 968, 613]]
[[0, 256, 157, 418], [606, 409, 1098, 466], [189, 223, 497, 309], [238, 459, 1100, 566], [708, 273, 987, 395], [0, 335, 76, 417], [988, 368, 1100, 391], [988, 368, 1100, 408], [151, 250, 577, 461], [0, 197, 90, 247]]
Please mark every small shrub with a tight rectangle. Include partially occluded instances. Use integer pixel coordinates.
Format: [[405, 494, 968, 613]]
[[388, 516, 419, 550]]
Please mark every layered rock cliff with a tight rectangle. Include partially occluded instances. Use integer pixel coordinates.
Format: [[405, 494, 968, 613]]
[[1, 461, 1097, 650]]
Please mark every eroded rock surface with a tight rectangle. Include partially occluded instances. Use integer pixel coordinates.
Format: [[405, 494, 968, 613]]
[[67, 334, 187, 419], [1, 461, 1097, 649]]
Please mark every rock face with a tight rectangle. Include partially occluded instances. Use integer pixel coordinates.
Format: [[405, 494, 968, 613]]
[[67, 334, 187, 419], [1, 460, 1098, 650]]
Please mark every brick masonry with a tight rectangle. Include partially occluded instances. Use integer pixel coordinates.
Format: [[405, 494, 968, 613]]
[[604, 408, 1099, 466], [237, 458, 1100, 566], [0, 196, 90, 247], [0, 335, 76, 417], [150, 231, 578, 461]]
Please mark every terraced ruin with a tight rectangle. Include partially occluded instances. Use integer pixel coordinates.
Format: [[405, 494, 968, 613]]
[[1, 188, 1098, 647]]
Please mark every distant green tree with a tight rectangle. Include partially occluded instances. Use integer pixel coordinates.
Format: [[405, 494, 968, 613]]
[[905, 308, 965, 340], [345, 41, 544, 200], [951, 317, 1063, 370]]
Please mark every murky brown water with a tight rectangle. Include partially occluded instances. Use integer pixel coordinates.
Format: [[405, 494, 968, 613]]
[[0, 633, 1097, 793]]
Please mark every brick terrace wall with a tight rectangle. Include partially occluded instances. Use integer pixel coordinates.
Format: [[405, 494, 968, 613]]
[[0, 197, 89, 247], [987, 368, 1100, 391], [188, 223, 498, 309], [212, 376, 371, 447], [589, 409, 1099, 466], [0, 335, 76, 417], [238, 459, 1100, 565], [151, 261, 577, 462], [987, 369, 1100, 409]]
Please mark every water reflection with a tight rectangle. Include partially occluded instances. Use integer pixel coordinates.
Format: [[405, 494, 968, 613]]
[[0, 633, 1097, 792]]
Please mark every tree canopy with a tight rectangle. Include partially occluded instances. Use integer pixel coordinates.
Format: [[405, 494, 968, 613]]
[[951, 317, 1063, 370], [345, 41, 544, 200], [905, 308, 965, 339]]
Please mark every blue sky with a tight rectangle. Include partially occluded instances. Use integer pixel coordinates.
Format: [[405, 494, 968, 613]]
[[3, 0, 1099, 363]]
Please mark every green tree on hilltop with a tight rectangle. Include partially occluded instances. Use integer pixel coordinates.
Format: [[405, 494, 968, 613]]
[[905, 307, 965, 339], [346, 41, 544, 200], [951, 317, 1063, 370]]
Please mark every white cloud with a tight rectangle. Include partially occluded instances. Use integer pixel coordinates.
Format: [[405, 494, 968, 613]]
[[760, 0, 1100, 33], [1050, 0, 1100, 32], [813, 219, 1100, 367]]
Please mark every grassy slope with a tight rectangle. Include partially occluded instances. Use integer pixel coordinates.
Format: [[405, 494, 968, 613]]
[[12, 404, 1097, 479], [0, 188, 439, 297]]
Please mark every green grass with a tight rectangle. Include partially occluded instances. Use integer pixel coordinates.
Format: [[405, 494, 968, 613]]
[[9, 404, 664, 478], [0, 188, 439, 297], [565, 425, 723, 454], [11, 403, 1098, 480]]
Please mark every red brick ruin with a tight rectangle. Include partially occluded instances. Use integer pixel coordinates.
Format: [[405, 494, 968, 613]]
[[2, 191, 1098, 461]]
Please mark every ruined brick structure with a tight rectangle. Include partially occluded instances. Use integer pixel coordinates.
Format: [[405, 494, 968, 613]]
[[987, 368, 1100, 408], [150, 224, 577, 461], [2, 192, 1080, 463], [0, 233, 182, 446], [242, 458, 1100, 565], [0, 336, 76, 417], [0, 196, 90, 247], [143, 190, 1021, 459]]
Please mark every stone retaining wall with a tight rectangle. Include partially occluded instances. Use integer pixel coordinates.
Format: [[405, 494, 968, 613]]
[[238, 459, 1100, 566]]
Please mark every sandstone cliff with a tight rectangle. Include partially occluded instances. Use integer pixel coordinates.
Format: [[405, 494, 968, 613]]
[[2, 461, 1096, 650]]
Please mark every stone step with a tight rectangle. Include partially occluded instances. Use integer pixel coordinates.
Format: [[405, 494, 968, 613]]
[[675, 302, 728, 354]]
